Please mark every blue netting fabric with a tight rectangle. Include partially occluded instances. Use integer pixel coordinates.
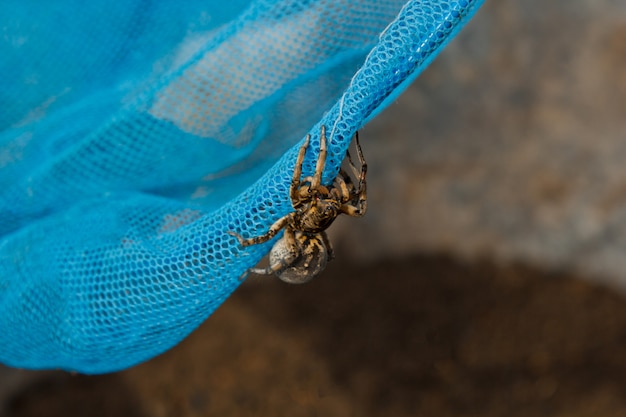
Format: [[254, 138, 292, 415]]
[[0, 0, 483, 373]]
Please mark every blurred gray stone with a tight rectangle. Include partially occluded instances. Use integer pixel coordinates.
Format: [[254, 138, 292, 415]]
[[332, 0, 626, 286]]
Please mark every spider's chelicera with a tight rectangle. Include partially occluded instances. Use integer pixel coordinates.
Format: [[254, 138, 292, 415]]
[[230, 125, 367, 284]]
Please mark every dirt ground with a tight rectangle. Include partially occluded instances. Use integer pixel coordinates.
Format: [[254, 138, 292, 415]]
[[4, 253, 626, 417]]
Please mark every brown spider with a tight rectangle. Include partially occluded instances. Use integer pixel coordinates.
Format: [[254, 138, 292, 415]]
[[230, 125, 367, 284]]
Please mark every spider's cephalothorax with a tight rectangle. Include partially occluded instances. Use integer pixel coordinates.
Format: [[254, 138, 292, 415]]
[[230, 125, 367, 284]]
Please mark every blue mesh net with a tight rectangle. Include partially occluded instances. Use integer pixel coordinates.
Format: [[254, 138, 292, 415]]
[[1, 0, 483, 373]]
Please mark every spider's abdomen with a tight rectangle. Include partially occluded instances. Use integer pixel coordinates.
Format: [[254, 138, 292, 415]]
[[269, 231, 328, 284]]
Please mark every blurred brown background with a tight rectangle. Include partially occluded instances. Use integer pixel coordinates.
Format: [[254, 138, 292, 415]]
[[3, 0, 626, 415]]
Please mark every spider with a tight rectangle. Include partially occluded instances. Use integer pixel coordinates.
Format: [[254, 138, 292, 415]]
[[230, 125, 367, 284]]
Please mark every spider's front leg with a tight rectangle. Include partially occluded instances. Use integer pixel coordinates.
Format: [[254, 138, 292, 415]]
[[228, 213, 294, 246], [311, 125, 328, 190], [290, 134, 310, 208]]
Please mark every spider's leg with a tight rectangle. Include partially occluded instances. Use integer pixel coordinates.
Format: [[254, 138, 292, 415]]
[[298, 176, 315, 198], [342, 171, 367, 216], [320, 231, 335, 261], [339, 152, 367, 216], [228, 213, 293, 246], [346, 131, 367, 183], [352, 167, 367, 215], [347, 130, 367, 214], [291, 134, 310, 207], [333, 170, 354, 203], [345, 132, 360, 179], [311, 125, 327, 190], [249, 263, 290, 276], [339, 201, 366, 217], [345, 150, 360, 180]]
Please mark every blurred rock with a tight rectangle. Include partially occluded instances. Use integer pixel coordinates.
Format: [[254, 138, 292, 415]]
[[333, 0, 626, 287]]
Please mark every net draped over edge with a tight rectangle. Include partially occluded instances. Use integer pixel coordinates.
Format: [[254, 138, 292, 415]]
[[0, 0, 483, 373]]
